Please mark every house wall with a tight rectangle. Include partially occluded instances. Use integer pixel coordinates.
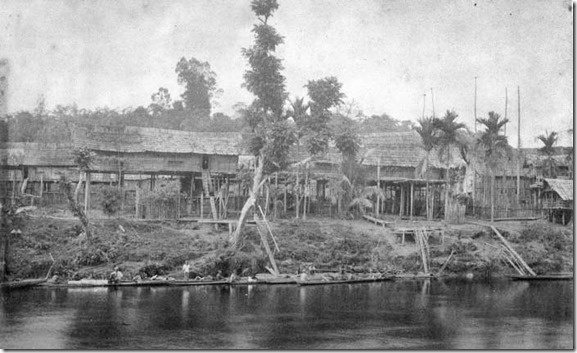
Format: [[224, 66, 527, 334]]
[[364, 166, 443, 180], [92, 152, 238, 174]]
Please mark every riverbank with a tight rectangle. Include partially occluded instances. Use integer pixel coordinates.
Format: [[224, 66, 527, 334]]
[[4, 210, 573, 282]]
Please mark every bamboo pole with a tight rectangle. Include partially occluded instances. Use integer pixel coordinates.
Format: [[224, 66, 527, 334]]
[[376, 159, 381, 217], [274, 173, 278, 219], [254, 214, 279, 276], [474, 76, 477, 133], [490, 225, 535, 276], [517, 86, 521, 205], [436, 249, 455, 276], [430, 87, 435, 117], [258, 205, 280, 252]]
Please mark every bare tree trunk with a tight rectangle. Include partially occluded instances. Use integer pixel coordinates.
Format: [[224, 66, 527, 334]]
[[444, 149, 451, 221], [74, 172, 84, 203], [303, 169, 311, 220], [295, 168, 300, 219], [491, 170, 495, 222], [61, 178, 91, 239], [231, 156, 265, 249]]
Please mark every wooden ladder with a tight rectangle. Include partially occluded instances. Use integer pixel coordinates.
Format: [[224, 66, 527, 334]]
[[201, 170, 218, 220]]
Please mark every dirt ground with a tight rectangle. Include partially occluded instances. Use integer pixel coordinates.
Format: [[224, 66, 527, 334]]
[[4, 208, 574, 281]]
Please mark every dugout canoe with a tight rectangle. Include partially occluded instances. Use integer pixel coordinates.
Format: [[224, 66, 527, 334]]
[[1, 254, 55, 291], [297, 276, 394, 286], [168, 280, 229, 286], [509, 274, 573, 281]]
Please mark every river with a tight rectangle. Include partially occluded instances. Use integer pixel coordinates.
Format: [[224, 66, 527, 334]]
[[0, 279, 573, 349]]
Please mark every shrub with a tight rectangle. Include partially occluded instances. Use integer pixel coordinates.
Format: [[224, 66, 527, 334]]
[[519, 223, 570, 251], [98, 186, 123, 217]]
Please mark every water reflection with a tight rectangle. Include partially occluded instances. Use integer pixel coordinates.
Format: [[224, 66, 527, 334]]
[[0, 280, 573, 349]]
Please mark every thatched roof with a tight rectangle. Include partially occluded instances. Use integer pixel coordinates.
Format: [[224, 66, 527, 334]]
[[361, 131, 465, 169], [287, 131, 466, 170], [522, 147, 571, 167], [544, 178, 574, 200], [72, 124, 242, 156], [0, 143, 74, 166]]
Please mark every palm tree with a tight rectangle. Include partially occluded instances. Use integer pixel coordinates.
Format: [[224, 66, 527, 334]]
[[566, 129, 573, 179], [536, 131, 558, 178], [414, 116, 440, 220], [434, 110, 466, 221], [476, 111, 510, 222], [287, 97, 309, 138]]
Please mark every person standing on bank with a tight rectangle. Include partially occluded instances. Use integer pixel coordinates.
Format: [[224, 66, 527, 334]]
[[182, 261, 191, 279]]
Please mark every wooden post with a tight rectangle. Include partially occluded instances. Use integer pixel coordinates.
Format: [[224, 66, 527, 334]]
[[84, 172, 91, 213], [200, 192, 204, 219], [11, 171, 15, 204], [283, 180, 287, 215], [135, 185, 140, 219], [39, 174, 44, 198], [274, 172, 278, 219]]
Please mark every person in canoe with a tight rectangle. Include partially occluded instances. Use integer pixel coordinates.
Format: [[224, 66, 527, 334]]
[[109, 266, 124, 284]]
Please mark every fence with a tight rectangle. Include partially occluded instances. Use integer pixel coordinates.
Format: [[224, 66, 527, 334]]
[[466, 205, 542, 220]]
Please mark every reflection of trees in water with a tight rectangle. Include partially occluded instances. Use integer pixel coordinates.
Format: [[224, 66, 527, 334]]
[[3, 281, 571, 349]]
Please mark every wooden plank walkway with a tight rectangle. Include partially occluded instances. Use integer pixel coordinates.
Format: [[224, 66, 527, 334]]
[[393, 227, 445, 245], [362, 215, 394, 228]]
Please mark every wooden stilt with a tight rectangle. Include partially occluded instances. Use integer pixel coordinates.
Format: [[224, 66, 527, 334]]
[[399, 184, 404, 217], [410, 182, 414, 220]]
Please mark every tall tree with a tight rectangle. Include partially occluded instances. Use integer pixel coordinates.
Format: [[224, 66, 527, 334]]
[[232, 0, 296, 248], [148, 87, 172, 116], [175, 57, 218, 118], [536, 130, 558, 178], [302, 76, 345, 155], [333, 114, 362, 215], [476, 111, 510, 222], [71, 147, 95, 203], [435, 110, 466, 221], [359, 113, 415, 133], [414, 116, 440, 220]]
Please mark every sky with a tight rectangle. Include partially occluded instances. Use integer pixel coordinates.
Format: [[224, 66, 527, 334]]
[[0, 0, 573, 147]]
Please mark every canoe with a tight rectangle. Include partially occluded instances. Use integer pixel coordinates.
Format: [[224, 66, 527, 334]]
[[509, 274, 573, 281], [1, 254, 56, 291], [0, 278, 48, 291], [297, 276, 394, 286], [229, 278, 298, 286], [43, 279, 172, 288], [168, 280, 229, 286]]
